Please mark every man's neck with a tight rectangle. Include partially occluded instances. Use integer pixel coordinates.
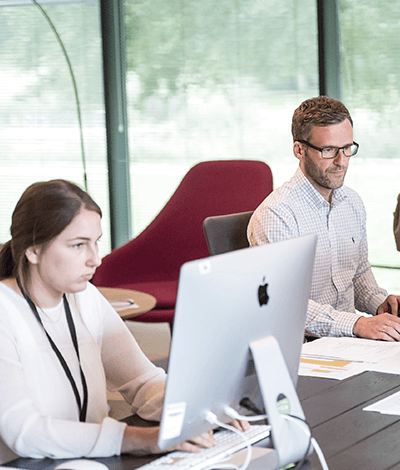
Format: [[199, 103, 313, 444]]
[[301, 170, 333, 203]]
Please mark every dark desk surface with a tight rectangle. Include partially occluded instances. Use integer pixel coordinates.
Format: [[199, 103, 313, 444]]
[[6, 371, 400, 470], [300, 371, 400, 470]]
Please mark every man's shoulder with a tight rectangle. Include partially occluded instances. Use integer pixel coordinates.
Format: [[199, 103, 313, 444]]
[[257, 177, 301, 210], [249, 183, 299, 232]]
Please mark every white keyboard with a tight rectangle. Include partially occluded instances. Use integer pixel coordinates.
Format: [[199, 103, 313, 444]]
[[139, 424, 271, 470]]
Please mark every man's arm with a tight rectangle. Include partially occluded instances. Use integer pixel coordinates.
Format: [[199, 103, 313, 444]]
[[305, 299, 360, 337]]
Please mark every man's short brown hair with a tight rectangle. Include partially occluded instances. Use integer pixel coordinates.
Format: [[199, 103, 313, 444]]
[[292, 95, 353, 142]]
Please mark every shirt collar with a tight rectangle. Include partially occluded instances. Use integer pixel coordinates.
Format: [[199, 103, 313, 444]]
[[294, 167, 347, 209]]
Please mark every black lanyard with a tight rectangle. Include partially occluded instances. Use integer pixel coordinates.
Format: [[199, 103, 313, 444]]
[[17, 278, 88, 422]]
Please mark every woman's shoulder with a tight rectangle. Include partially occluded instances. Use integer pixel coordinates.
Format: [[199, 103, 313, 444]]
[[0, 279, 24, 303], [0, 280, 30, 332]]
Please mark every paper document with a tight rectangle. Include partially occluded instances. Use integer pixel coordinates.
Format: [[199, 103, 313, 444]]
[[299, 337, 400, 380], [109, 299, 139, 312], [301, 337, 400, 363], [299, 356, 367, 380], [364, 390, 400, 416], [366, 355, 400, 375]]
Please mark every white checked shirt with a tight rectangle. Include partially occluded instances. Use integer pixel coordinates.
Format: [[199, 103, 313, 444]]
[[247, 167, 387, 338]]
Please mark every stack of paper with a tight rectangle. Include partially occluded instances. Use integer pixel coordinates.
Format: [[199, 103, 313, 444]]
[[300, 337, 400, 380]]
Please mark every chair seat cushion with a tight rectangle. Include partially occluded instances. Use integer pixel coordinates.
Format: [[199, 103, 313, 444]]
[[119, 280, 179, 309]]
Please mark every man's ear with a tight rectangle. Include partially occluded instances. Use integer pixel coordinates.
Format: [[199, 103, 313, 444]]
[[293, 141, 305, 161], [25, 246, 40, 265]]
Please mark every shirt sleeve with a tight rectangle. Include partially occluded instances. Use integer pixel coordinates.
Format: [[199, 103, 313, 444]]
[[98, 292, 167, 422], [305, 299, 361, 337]]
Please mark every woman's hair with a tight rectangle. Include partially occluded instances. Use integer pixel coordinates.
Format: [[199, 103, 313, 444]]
[[292, 95, 353, 142], [0, 179, 102, 293]]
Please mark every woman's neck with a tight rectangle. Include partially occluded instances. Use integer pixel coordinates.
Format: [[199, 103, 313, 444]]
[[29, 284, 63, 308], [9, 277, 63, 309]]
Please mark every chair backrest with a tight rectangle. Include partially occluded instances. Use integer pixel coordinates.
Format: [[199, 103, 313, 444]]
[[203, 211, 253, 256], [92, 160, 273, 287]]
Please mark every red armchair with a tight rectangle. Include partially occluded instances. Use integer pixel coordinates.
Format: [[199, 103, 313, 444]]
[[92, 160, 273, 324]]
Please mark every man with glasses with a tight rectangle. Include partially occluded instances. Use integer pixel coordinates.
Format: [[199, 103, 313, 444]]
[[248, 95, 400, 341]]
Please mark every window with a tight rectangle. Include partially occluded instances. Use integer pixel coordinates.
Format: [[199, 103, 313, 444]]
[[124, 0, 319, 236], [340, 0, 400, 290], [0, 0, 110, 256]]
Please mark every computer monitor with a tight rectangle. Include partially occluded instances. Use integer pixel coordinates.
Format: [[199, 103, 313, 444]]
[[158, 234, 317, 466]]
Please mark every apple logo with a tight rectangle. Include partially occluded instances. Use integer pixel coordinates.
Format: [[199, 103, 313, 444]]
[[258, 277, 269, 306]]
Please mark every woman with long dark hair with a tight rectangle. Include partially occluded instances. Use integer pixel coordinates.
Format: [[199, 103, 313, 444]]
[[0, 180, 214, 463]]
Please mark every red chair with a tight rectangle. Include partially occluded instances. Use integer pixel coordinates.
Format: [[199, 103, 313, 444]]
[[92, 160, 273, 324]]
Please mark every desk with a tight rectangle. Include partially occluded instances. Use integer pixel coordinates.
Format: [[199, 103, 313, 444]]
[[97, 287, 156, 320], [298, 371, 400, 469], [6, 371, 400, 470]]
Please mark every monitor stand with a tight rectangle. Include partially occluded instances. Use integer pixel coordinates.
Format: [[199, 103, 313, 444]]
[[246, 335, 312, 470]]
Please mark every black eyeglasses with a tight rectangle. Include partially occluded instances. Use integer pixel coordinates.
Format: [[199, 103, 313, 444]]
[[297, 140, 359, 159]]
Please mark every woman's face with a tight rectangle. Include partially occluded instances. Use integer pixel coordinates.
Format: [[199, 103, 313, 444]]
[[26, 209, 102, 306]]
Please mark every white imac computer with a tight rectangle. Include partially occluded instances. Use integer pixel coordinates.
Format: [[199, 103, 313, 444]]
[[158, 234, 317, 469]]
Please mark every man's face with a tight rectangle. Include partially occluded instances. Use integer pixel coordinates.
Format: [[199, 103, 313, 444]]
[[295, 119, 354, 201]]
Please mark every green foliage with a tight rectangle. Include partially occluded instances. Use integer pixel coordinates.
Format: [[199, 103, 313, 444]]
[[125, 0, 318, 107], [340, 0, 400, 112], [0, 3, 103, 126]]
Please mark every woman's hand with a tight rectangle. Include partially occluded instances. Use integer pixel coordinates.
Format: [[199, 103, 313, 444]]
[[121, 419, 251, 455], [231, 419, 251, 431], [121, 426, 216, 455]]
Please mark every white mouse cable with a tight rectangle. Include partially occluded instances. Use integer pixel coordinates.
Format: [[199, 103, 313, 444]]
[[225, 406, 328, 470], [205, 411, 252, 470], [224, 405, 269, 423], [282, 415, 329, 470]]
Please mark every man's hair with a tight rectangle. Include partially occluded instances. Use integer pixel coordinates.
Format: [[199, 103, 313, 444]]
[[292, 95, 353, 142]]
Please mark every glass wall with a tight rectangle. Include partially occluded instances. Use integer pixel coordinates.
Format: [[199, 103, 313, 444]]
[[0, 0, 111, 256], [4, 0, 398, 294], [339, 0, 400, 292], [124, 0, 319, 236]]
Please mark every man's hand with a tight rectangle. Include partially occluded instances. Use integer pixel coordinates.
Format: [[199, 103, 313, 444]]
[[377, 295, 400, 316], [353, 313, 400, 341]]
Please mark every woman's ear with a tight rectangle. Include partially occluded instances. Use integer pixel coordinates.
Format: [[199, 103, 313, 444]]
[[25, 246, 40, 265]]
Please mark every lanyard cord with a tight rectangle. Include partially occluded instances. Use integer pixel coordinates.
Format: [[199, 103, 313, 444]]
[[16, 278, 88, 422]]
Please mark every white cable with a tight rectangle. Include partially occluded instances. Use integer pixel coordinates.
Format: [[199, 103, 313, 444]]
[[282, 414, 311, 436], [282, 415, 329, 470], [224, 406, 269, 422], [205, 411, 253, 470], [311, 438, 329, 470], [209, 410, 328, 470]]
